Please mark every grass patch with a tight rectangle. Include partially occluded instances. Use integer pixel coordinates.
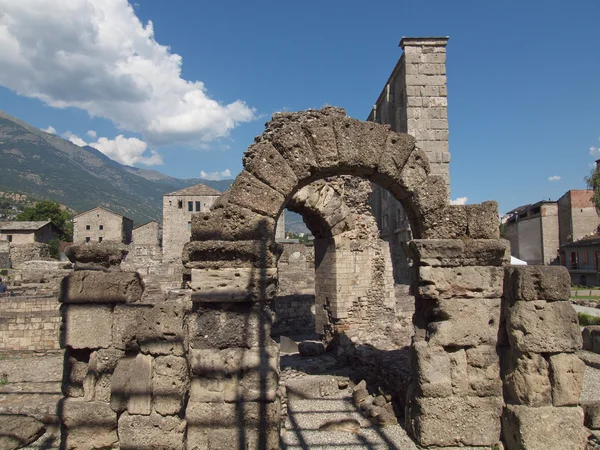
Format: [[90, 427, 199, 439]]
[[578, 313, 600, 326], [0, 373, 8, 385], [572, 296, 600, 300]]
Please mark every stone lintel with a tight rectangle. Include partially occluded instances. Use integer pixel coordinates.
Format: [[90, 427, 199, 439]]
[[400, 37, 449, 49]]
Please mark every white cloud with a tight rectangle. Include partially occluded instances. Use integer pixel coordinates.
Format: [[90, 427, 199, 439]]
[[548, 175, 561, 182], [62, 131, 88, 147], [200, 169, 232, 181], [591, 146, 600, 159], [0, 0, 256, 147], [89, 135, 163, 166], [42, 125, 56, 134], [450, 197, 468, 205], [87, 130, 97, 138]]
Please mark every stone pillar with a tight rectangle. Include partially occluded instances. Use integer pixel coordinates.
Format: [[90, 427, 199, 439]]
[[185, 240, 281, 450], [501, 266, 587, 450], [405, 238, 508, 448]]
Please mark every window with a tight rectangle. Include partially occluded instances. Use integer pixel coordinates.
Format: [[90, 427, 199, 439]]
[[99, 225, 104, 230], [582, 251, 589, 265], [188, 201, 193, 212], [85, 237, 91, 243], [178, 200, 183, 209], [6, 235, 12, 243], [570, 252, 578, 269], [196, 201, 201, 211], [98, 237, 103, 242], [86, 225, 90, 230], [187, 222, 192, 232]]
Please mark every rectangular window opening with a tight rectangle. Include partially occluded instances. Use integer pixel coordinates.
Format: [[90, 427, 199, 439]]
[[98, 237, 103, 242], [86, 225, 90, 230], [85, 237, 91, 243], [178, 200, 183, 209], [188, 201, 193, 212], [195, 201, 201, 211], [99, 225, 104, 230], [7, 235, 12, 243]]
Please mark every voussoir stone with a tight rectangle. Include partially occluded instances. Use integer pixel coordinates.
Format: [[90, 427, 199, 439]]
[[417, 266, 504, 299], [242, 140, 299, 197], [503, 266, 571, 302], [505, 300, 582, 353], [65, 242, 128, 269], [227, 170, 285, 219], [334, 116, 389, 171], [502, 405, 586, 450], [301, 115, 340, 170], [59, 270, 144, 303]]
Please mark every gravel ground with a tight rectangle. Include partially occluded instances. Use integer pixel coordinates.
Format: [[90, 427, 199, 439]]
[[582, 365, 600, 402]]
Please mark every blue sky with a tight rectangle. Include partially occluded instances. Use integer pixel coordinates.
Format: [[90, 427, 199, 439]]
[[0, 0, 598, 215]]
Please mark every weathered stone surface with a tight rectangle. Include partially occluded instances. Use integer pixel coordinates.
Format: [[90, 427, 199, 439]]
[[59, 270, 144, 303], [582, 401, 600, 429], [582, 326, 600, 352], [187, 425, 280, 450], [413, 341, 452, 397], [185, 400, 280, 428], [65, 242, 128, 270], [503, 266, 571, 302], [84, 349, 123, 402], [298, 340, 325, 356], [421, 205, 468, 239], [153, 355, 189, 415], [502, 352, 552, 406], [188, 302, 273, 350], [110, 353, 152, 415], [407, 396, 503, 447], [466, 346, 502, 397], [113, 301, 187, 355], [183, 240, 281, 269], [465, 201, 500, 239], [61, 398, 118, 449], [118, 411, 185, 450], [0, 414, 45, 450], [397, 147, 431, 196], [373, 133, 416, 197], [64, 354, 88, 397], [62, 304, 112, 349], [190, 268, 278, 303], [505, 300, 582, 353], [427, 298, 501, 347], [270, 120, 318, 181], [417, 266, 504, 299], [191, 202, 276, 242], [243, 140, 299, 197], [408, 239, 510, 267], [227, 170, 285, 219], [334, 117, 388, 172], [189, 345, 278, 377], [502, 405, 586, 450], [548, 353, 585, 406], [301, 114, 339, 170]]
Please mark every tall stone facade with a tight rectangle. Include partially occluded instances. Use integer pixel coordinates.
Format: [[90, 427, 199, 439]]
[[73, 206, 133, 244], [369, 37, 450, 283]]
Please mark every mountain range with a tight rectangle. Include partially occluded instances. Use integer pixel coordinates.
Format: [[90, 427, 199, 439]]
[[0, 110, 232, 224]]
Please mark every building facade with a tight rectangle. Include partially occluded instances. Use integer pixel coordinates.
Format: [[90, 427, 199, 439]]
[[132, 221, 161, 247], [562, 235, 600, 286], [368, 37, 451, 282], [558, 189, 599, 247], [73, 207, 134, 244], [162, 184, 221, 262], [0, 220, 60, 245]]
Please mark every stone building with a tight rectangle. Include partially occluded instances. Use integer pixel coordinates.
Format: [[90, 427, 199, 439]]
[[73, 207, 133, 244], [0, 220, 60, 244], [368, 37, 451, 282], [132, 220, 160, 247], [162, 184, 221, 262], [504, 190, 599, 266], [562, 233, 600, 285], [503, 201, 559, 265]]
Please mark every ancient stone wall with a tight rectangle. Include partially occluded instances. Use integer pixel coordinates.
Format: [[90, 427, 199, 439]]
[[9, 242, 52, 267], [132, 221, 160, 246], [0, 240, 9, 268]]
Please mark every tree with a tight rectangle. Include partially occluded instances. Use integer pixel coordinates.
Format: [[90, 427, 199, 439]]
[[16, 200, 73, 241]]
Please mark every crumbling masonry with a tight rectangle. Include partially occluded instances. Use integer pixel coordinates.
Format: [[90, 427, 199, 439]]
[[58, 107, 586, 449]]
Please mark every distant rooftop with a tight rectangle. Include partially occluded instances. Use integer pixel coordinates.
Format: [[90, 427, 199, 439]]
[[165, 183, 221, 197], [0, 220, 51, 231]]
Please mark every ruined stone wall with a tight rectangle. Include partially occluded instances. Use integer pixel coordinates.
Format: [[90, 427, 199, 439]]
[[0, 240, 9, 268], [272, 242, 315, 336], [9, 242, 52, 267], [0, 295, 61, 352]]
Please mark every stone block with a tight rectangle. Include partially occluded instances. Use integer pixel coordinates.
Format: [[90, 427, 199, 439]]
[[582, 401, 600, 429], [506, 300, 582, 353], [113, 301, 186, 355], [59, 270, 144, 303], [373, 133, 416, 195], [413, 341, 452, 397], [191, 202, 276, 242], [64, 354, 88, 397], [408, 239, 510, 267], [0, 414, 45, 450], [60, 398, 118, 449], [227, 170, 285, 219], [183, 240, 281, 270], [153, 355, 189, 415], [243, 140, 299, 196], [427, 298, 500, 347], [464, 201, 500, 239], [190, 346, 277, 377], [62, 304, 112, 349], [185, 400, 280, 428], [270, 121, 318, 180], [110, 353, 153, 415], [549, 353, 585, 406], [188, 302, 274, 350], [190, 268, 278, 303], [417, 266, 504, 299], [65, 242, 128, 269], [466, 346, 502, 397], [334, 117, 389, 172], [582, 326, 600, 352], [301, 115, 340, 170], [502, 405, 586, 450], [503, 266, 571, 302], [118, 411, 186, 450], [407, 396, 503, 447], [187, 425, 280, 450], [502, 352, 552, 406]]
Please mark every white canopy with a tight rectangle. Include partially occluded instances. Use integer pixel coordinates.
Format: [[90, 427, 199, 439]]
[[510, 256, 528, 265]]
